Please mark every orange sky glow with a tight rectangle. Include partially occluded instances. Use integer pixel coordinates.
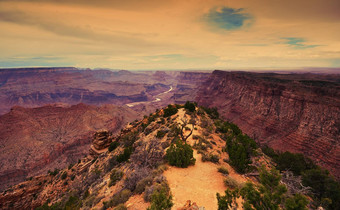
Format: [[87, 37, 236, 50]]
[[1, 0, 340, 70]]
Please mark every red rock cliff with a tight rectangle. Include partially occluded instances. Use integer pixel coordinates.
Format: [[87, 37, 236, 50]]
[[196, 70, 340, 178]]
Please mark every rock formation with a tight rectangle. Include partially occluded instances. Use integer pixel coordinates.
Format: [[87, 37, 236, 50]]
[[196, 70, 340, 178], [0, 103, 139, 190]]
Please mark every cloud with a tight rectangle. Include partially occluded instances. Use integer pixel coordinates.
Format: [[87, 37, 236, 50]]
[[282, 37, 320, 49], [204, 7, 253, 31]]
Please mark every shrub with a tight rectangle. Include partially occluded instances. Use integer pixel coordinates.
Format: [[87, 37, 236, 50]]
[[135, 176, 154, 194], [285, 193, 309, 210], [108, 141, 119, 152], [166, 141, 195, 168], [61, 172, 67, 180], [163, 105, 178, 118], [201, 106, 219, 119], [104, 189, 132, 208], [225, 134, 257, 174], [124, 168, 149, 191], [218, 167, 229, 176], [156, 130, 167, 139], [109, 169, 124, 187], [117, 147, 133, 163], [184, 101, 196, 112], [147, 188, 173, 210], [224, 176, 242, 189], [48, 168, 59, 176], [201, 153, 219, 163], [302, 168, 340, 209]]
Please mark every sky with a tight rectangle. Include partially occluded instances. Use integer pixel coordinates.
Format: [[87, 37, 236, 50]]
[[0, 0, 340, 70]]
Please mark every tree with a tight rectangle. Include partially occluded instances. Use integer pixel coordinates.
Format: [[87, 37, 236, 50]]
[[216, 189, 239, 210], [179, 117, 195, 142], [166, 141, 195, 168], [147, 188, 173, 210], [285, 193, 309, 210], [184, 101, 196, 112], [240, 167, 287, 210]]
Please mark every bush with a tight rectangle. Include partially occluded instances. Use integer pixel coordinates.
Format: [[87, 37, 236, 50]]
[[218, 167, 229, 175], [163, 105, 178, 118], [184, 101, 196, 112], [48, 168, 59, 176], [201, 153, 220, 163], [117, 147, 133, 163], [201, 106, 219, 119], [224, 176, 242, 189], [124, 168, 149, 191], [108, 141, 119, 152], [156, 130, 167, 139], [285, 193, 309, 210], [225, 134, 257, 174], [166, 141, 195, 168], [103, 189, 132, 208], [109, 169, 124, 187], [135, 176, 154, 194], [61, 172, 67, 180], [302, 168, 340, 209], [147, 188, 173, 210]]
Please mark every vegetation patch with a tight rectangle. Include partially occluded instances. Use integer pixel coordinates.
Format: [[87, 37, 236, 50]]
[[166, 141, 196, 168]]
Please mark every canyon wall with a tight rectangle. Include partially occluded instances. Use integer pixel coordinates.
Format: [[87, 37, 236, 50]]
[[197, 70, 340, 178], [0, 103, 139, 190]]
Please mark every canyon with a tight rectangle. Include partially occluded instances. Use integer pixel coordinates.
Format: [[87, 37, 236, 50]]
[[196, 70, 340, 178], [0, 67, 339, 191], [0, 103, 139, 191]]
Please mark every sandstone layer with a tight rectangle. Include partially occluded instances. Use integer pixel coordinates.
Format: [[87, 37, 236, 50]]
[[0, 103, 138, 190], [197, 70, 340, 178]]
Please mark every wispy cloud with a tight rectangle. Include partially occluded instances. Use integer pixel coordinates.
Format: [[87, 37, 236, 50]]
[[204, 7, 253, 31], [282, 37, 320, 49]]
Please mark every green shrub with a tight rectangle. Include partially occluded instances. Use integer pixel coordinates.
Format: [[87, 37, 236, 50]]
[[109, 169, 124, 187], [135, 177, 154, 194], [218, 167, 229, 175], [109, 141, 119, 152], [103, 189, 132, 208], [225, 134, 257, 174], [184, 101, 196, 112], [156, 130, 167, 139], [147, 188, 173, 210], [117, 147, 133, 163], [201, 106, 219, 119], [201, 153, 219, 163], [285, 193, 309, 210], [166, 141, 195, 168], [61, 172, 67, 180], [224, 176, 242, 189], [163, 105, 178, 118], [302, 168, 340, 209], [48, 168, 59, 176]]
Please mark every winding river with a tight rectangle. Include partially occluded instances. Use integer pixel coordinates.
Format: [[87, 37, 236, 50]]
[[126, 85, 173, 107]]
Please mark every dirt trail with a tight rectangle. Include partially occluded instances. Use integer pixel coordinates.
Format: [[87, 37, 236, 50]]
[[164, 150, 226, 210]]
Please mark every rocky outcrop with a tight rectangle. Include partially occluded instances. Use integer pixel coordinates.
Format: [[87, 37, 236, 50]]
[[92, 130, 112, 150], [0, 103, 139, 191], [196, 70, 340, 178]]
